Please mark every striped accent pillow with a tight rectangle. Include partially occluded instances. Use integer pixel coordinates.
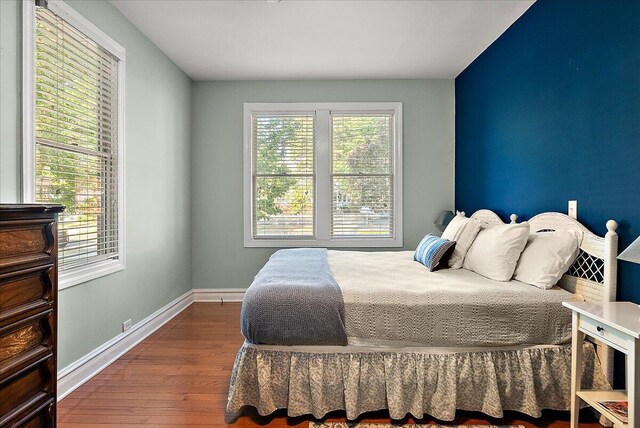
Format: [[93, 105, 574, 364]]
[[414, 234, 456, 271]]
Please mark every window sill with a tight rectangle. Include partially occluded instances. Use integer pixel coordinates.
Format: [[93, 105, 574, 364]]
[[244, 237, 403, 248], [59, 258, 125, 291]]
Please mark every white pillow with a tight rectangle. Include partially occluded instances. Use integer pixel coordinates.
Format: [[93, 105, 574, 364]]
[[463, 222, 530, 281], [441, 212, 482, 269], [514, 229, 582, 289]]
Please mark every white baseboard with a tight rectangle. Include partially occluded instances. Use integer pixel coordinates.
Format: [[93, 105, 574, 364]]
[[193, 288, 246, 303], [57, 290, 194, 401]]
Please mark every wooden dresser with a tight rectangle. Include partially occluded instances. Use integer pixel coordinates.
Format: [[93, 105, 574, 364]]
[[0, 204, 64, 428]]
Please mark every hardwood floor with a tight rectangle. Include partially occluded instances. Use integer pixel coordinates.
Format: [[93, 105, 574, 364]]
[[58, 303, 601, 427]]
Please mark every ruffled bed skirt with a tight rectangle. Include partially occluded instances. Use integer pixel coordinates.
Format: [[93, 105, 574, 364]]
[[226, 341, 609, 421]]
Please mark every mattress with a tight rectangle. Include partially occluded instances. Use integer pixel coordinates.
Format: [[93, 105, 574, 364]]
[[328, 250, 581, 347]]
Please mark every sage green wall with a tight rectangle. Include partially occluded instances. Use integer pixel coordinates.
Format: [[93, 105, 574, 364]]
[[0, 0, 22, 200], [0, 0, 193, 369], [191, 80, 455, 289]]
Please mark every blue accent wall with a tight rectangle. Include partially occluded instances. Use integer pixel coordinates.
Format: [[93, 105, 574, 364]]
[[456, 0, 640, 305]]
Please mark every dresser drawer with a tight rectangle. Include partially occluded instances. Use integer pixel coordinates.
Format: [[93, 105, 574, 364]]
[[0, 219, 55, 272], [0, 397, 54, 428], [579, 314, 630, 351], [0, 354, 54, 418], [0, 266, 54, 325], [0, 310, 53, 377]]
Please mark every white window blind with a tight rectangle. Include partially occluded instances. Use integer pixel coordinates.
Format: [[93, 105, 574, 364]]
[[331, 113, 394, 237], [252, 114, 315, 238], [34, 6, 120, 270]]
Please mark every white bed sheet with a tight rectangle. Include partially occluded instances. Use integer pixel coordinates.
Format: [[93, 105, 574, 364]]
[[328, 250, 582, 347]]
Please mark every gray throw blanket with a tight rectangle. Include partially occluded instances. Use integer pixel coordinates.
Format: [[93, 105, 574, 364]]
[[241, 248, 348, 346]]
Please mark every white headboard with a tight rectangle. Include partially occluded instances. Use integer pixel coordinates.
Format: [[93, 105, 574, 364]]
[[469, 209, 618, 303], [527, 212, 618, 305], [470, 209, 619, 384]]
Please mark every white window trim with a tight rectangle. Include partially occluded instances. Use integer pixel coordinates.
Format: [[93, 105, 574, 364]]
[[22, 0, 126, 290], [243, 102, 403, 248]]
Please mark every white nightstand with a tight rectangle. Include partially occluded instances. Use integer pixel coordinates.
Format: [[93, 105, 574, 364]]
[[563, 301, 640, 428]]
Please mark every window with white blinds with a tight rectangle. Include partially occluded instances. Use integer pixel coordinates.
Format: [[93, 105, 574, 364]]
[[24, 0, 126, 287], [253, 114, 315, 237], [244, 103, 402, 247], [331, 114, 394, 238]]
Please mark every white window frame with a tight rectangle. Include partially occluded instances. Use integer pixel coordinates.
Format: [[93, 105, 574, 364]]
[[244, 102, 403, 248], [22, 0, 126, 290]]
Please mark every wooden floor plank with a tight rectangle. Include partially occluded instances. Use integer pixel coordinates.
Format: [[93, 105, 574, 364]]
[[58, 303, 601, 427]]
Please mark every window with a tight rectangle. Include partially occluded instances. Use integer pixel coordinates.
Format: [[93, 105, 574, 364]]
[[23, 0, 126, 288], [244, 103, 402, 247], [253, 114, 315, 237]]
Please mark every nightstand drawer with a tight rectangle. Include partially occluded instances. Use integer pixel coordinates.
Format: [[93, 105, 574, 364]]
[[579, 315, 629, 351]]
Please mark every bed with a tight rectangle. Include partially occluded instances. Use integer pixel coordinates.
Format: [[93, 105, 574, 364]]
[[226, 209, 619, 421]]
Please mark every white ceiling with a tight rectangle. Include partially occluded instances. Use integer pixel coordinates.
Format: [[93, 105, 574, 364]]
[[111, 0, 534, 81]]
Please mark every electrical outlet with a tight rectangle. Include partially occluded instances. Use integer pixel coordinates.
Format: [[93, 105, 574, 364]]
[[568, 200, 578, 219], [122, 319, 132, 332]]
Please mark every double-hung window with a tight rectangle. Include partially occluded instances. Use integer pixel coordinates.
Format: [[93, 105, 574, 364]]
[[244, 103, 402, 247], [23, 0, 126, 288]]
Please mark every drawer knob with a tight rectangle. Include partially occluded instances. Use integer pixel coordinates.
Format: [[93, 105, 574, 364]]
[[596, 326, 604, 333]]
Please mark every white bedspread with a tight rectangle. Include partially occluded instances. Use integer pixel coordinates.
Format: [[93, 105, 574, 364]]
[[328, 250, 581, 347]]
